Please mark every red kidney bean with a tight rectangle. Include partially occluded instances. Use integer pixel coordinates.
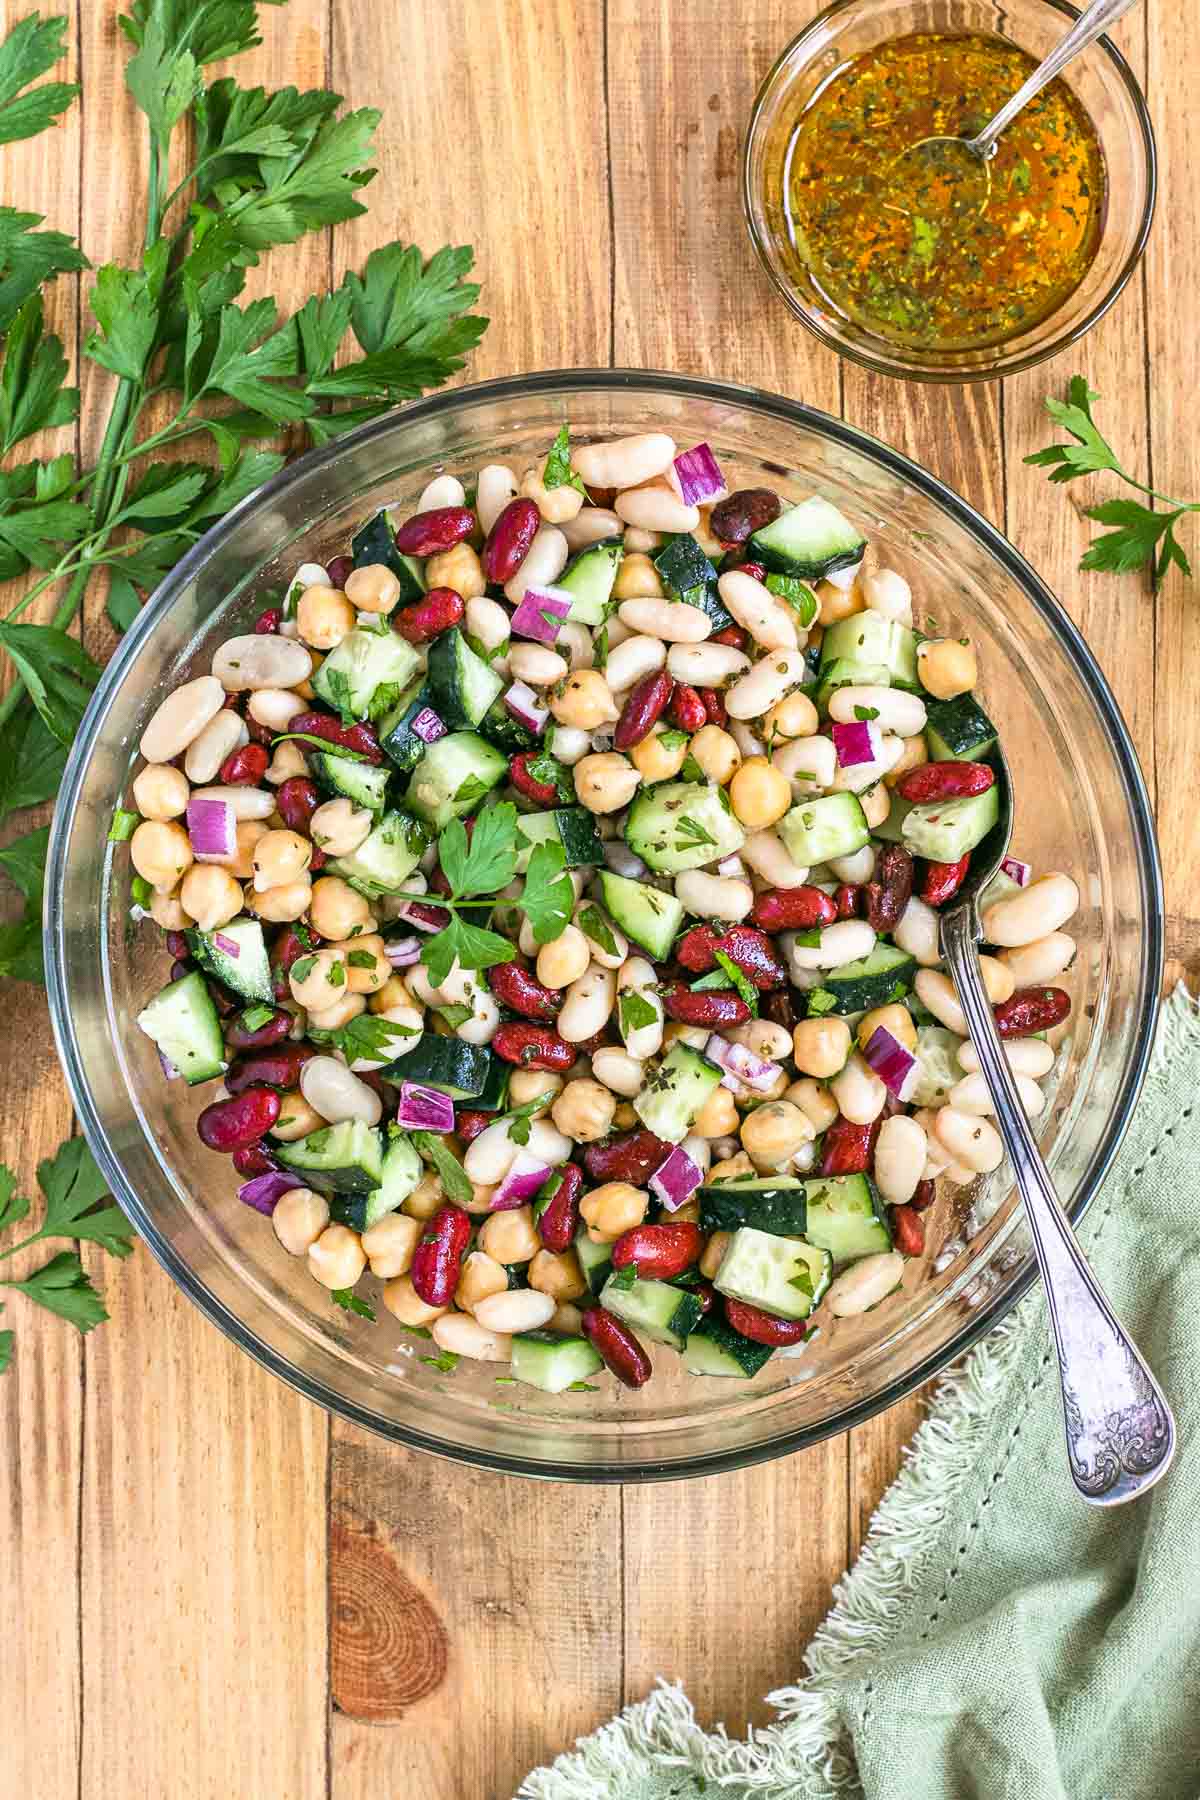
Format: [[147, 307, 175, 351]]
[[219, 741, 269, 787], [751, 885, 838, 931], [404, 899, 452, 932], [535, 1162, 584, 1254], [820, 1115, 880, 1176], [226, 1043, 315, 1093], [834, 883, 863, 920], [910, 1178, 937, 1213], [762, 988, 797, 1031], [225, 1006, 293, 1052], [286, 710, 383, 765], [410, 1202, 471, 1307], [864, 844, 914, 934], [393, 505, 475, 558], [275, 776, 320, 834], [993, 986, 1071, 1038], [244, 714, 274, 747], [481, 496, 541, 583], [272, 923, 317, 977], [491, 1023, 576, 1070], [487, 958, 562, 1021], [197, 1086, 281, 1152], [254, 607, 281, 635], [455, 1110, 491, 1145], [511, 751, 559, 807], [574, 1027, 614, 1057], [669, 684, 707, 732], [583, 1129, 673, 1186], [394, 586, 465, 644], [326, 554, 354, 590], [580, 1306, 651, 1388], [711, 624, 747, 651], [309, 846, 327, 871], [169, 959, 191, 983], [166, 929, 190, 961], [920, 853, 970, 908], [611, 1222, 703, 1280], [675, 924, 786, 991], [660, 981, 750, 1027], [895, 760, 995, 804], [613, 669, 674, 751], [710, 487, 781, 544], [232, 1142, 280, 1177], [205, 980, 237, 1017], [724, 1297, 814, 1347], [729, 560, 766, 583], [891, 1203, 926, 1258], [700, 688, 727, 728]]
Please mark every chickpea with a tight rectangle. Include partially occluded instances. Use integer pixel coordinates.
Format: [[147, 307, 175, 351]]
[[817, 579, 865, 625], [149, 888, 192, 930], [550, 1301, 584, 1335], [763, 689, 819, 745], [224, 818, 269, 880], [288, 947, 347, 1010], [631, 723, 689, 783], [425, 542, 486, 599], [740, 1101, 813, 1168], [360, 1212, 420, 1279], [549, 669, 618, 730], [307, 1223, 366, 1290], [689, 724, 741, 786], [612, 552, 665, 601], [455, 1250, 509, 1315], [885, 733, 928, 789], [528, 1247, 588, 1303], [792, 1017, 852, 1080], [252, 878, 312, 924], [522, 466, 585, 524], [402, 1171, 445, 1221], [336, 933, 390, 995], [132, 762, 190, 822], [344, 562, 401, 615], [130, 819, 193, 893], [296, 583, 355, 650], [382, 1273, 447, 1329], [693, 1083, 738, 1139], [573, 751, 642, 814], [857, 1003, 917, 1054], [709, 1151, 754, 1183], [580, 1182, 649, 1243], [265, 740, 310, 786], [305, 991, 366, 1033], [369, 973, 416, 1014], [551, 1078, 617, 1143], [310, 796, 372, 857], [536, 924, 590, 990], [917, 636, 978, 700], [506, 1067, 563, 1111], [179, 865, 242, 932], [271, 1091, 325, 1142], [729, 756, 792, 829], [477, 1204, 541, 1264], [252, 828, 312, 892], [272, 1188, 329, 1256], [787, 1077, 839, 1134], [310, 875, 375, 941], [612, 1101, 638, 1129], [699, 1231, 733, 1279]]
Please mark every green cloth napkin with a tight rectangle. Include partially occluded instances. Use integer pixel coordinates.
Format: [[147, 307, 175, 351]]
[[518, 986, 1200, 1800]]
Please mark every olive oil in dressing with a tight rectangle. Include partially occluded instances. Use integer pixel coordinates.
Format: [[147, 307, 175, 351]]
[[780, 32, 1106, 352]]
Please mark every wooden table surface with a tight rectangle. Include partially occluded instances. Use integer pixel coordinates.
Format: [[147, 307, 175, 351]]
[[2, 3, 1193, 1796]]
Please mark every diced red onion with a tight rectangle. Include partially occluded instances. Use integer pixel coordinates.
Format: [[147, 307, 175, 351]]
[[825, 559, 862, 592], [396, 1082, 456, 1132], [213, 930, 241, 958], [716, 853, 744, 878], [673, 442, 726, 507], [1001, 857, 1032, 888], [411, 706, 446, 745], [649, 1145, 704, 1212], [491, 1150, 552, 1211], [237, 1171, 296, 1216], [504, 680, 549, 735], [157, 1048, 180, 1081], [510, 584, 572, 646], [385, 936, 422, 967], [186, 796, 236, 863], [863, 1025, 918, 1101], [831, 720, 882, 768], [704, 1033, 782, 1094]]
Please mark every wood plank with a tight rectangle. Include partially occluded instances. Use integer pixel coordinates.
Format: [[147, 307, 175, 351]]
[[327, 5, 619, 1796], [73, 9, 331, 1798]]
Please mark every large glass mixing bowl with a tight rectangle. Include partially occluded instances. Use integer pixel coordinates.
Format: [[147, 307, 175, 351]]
[[45, 373, 1162, 1481]]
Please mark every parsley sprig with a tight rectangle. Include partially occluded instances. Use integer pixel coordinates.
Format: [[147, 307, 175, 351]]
[[1027, 376, 1197, 585], [421, 803, 573, 988]]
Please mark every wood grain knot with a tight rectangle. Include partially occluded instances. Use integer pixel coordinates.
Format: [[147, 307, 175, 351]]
[[330, 1519, 448, 1721]]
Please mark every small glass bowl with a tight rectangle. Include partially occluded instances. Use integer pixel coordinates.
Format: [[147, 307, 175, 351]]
[[743, 0, 1155, 383]]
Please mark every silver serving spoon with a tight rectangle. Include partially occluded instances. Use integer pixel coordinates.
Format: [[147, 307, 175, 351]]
[[891, 0, 1142, 215], [938, 747, 1174, 1505]]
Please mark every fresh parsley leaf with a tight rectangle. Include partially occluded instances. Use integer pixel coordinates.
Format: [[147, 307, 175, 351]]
[[397, 1323, 432, 1339], [346, 948, 376, 970], [0, 822, 48, 982], [0, 1320, 11, 1372], [675, 815, 717, 848], [542, 422, 585, 494], [531, 1170, 563, 1223], [593, 624, 608, 670], [522, 838, 573, 945], [619, 990, 659, 1036], [421, 914, 515, 989], [411, 1130, 473, 1206], [419, 1350, 459, 1373], [806, 988, 839, 1017], [108, 807, 139, 842], [0, 12, 79, 147], [680, 752, 706, 783], [577, 905, 618, 958], [657, 728, 688, 752], [451, 772, 492, 809], [853, 705, 879, 721], [3, 1249, 106, 1332], [331, 1287, 376, 1321], [0, 293, 78, 451], [494, 1094, 552, 1149], [610, 1265, 638, 1292], [764, 574, 818, 628], [567, 1381, 599, 1392], [35, 1136, 134, 1256], [0, 1164, 30, 1234], [0, 205, 88, 332], [436, 1002, 474, 1030], [290, 953, 317, 983], [0, 694, 66, 817], [308, 1012, 416, 1065], [523, 751, 574, 804], [788, 1261, 815, 1298], [105, 569, 142, 633], [0, 624, 100, 744], [713, 950, 758, 1013], [440, 803, 519, 898]]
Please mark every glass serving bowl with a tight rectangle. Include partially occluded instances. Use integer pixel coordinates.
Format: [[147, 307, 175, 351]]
[[45, 373, 1162, 1481], [743, 0, 1156, 383]]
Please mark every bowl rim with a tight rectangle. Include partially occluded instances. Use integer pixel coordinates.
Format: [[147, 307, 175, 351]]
[[45, 368, 1164, 1482], [741, 0, 1158, 384]]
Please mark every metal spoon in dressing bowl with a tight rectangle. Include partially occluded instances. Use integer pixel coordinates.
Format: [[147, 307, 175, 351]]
[[937, 746, 1174, 1505], [889, 0, 1143, 218]]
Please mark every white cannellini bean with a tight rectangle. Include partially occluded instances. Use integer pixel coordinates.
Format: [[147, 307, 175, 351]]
[[614, 480, 700, 534], [191, 783, 277, 821], [982, 873, 1079, 948], [557, 963, 617, 1043], [476, 463, 519, 533], [874, 1115, 928, 1205], [455, 990, 500, 1046], [828, 685, 927, 736], [562, 506, 622, 551], [830, 1052, 887, 1125], [577, 906, 628, 969], [862, 568, 913, 625], [466, 594, 511, 653], [729, 720, 764, 760], [551, 724, 591, 766], [505, 523, 568, 603], [557, 621, 594, 670], [508, 642, 568, 686], [525, 1118, 574, 1166], [717, 570, 799, 651], [895, 895, 942, 966], [183, 708, 247, 783], [826, 1252, 905, 1317], [726, 1019, 792, 1062], [623, 526, 662, 553], [247, 687, 307, 732], [574, 432, 676, 491], [957, 1037, 1055, 1078], [832, 735, 905, 794], [949, 1072, 1045, 1119], [289, 562, 329, 594], [740, 829, 810, 888], [914, 969, 967, 1035], [419, 473, 466, 510], [473, 1288, 557, 1334], [604, 634, 666, 692], [790, 918, 877, 971], [996, 932, 1076, 985], [212, 634, 314, 692], [591, 1045, 645, 1096], [773, 734, 838, 796], [674, 869, 754, 921], [616, 956, 663, 1059], [464, 1121, 521, 1185], [139, 675, 226, 763], [666, 642, 751, 686], [725, 649, 810, 720], [300, 1056, 383, 1127], [430, 1312, 512, 1362], [617, 598, 713, 642], [681, 1133, 711, 1172], [933, 1106, 1004, 1173], [826, 845, 875, 884]]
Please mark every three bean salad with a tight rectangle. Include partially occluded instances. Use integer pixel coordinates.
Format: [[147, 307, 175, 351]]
[[128, 426, 1079, 1394]]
